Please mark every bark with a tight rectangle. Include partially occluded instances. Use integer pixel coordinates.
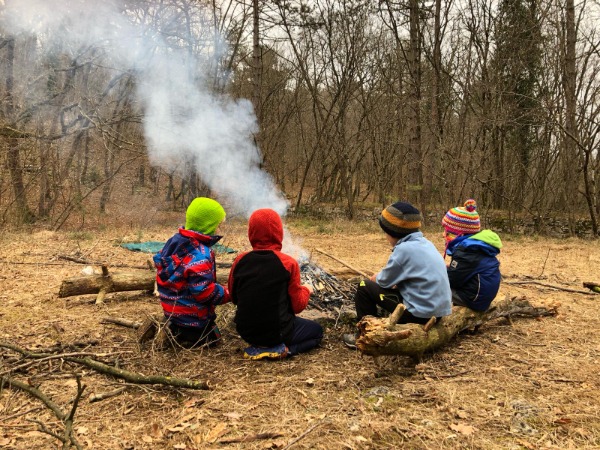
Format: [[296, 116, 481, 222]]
[[58, 268, 230, 298], [354, 295, 558, 359], [58, 270, 155, 298]]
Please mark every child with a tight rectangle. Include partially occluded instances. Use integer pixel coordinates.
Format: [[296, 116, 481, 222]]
[[343, 201, 452, 349], [153, 197, 230, 348], [442, 199, 502, 311], [228, 208, 323, 359]]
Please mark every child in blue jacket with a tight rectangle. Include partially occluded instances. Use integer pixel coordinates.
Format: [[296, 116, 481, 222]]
[[343, 201, 452, 349], [442, 199, 502, 311]]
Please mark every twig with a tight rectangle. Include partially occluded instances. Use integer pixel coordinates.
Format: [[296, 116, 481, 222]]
[[100, 317, 141, 329], [88, 386, 127, 403], [63, 377, 86, 450], [0, 341, 209, 390], [57, 255, 149, 270], [538, 248, 551, 277], [2, 376, 66, 420], [218, 432, 284, 444], [0, 407, 43, 423], [0, 351, 106, 377], [313, 248, 369, 278], [504, 280, 593, 295], [282, 420, 325, 450], [65, 357, 210, 390]]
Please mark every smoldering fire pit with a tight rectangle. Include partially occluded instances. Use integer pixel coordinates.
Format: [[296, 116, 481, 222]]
[[299, 258, 356, 315]]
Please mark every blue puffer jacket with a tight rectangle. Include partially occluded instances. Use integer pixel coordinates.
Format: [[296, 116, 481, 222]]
[[446, 230, 502, 311]]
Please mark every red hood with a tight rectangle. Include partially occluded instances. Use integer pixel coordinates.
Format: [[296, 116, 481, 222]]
[[248, 208, 283, 251]]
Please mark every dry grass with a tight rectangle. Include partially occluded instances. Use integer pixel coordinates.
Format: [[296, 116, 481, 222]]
[[1, 219, 599, 449]]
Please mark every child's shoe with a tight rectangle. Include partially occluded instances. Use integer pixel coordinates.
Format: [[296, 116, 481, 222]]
[[243, 343, 289, 360]]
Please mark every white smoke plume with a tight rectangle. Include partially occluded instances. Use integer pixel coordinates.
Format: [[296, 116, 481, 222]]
[[0, 0, 288, 217]]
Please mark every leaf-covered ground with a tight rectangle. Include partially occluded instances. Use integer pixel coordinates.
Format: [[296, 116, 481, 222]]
[[1, 217, 599, 449]]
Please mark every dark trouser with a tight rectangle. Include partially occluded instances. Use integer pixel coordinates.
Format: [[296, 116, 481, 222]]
[[286, 317, 323, 356], [354, 279, 432, 325], [451, 290, 469, 307], [168, 321, 221, 348]]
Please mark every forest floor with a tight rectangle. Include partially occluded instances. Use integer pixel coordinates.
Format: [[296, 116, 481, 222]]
[[1, 217, 599, 450]]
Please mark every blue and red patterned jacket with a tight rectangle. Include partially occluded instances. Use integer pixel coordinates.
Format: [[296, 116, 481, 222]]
[[153, 227, 230, 328]]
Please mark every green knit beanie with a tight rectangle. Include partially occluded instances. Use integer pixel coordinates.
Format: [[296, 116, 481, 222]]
[[185, 197, 226, 235]]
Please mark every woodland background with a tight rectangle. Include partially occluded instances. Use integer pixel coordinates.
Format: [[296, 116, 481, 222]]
[[0, 0, 599, 233], [2, 2, 600, 448]]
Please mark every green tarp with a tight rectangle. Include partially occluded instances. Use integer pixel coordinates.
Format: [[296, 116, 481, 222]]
[[120, 241, 235, 254]]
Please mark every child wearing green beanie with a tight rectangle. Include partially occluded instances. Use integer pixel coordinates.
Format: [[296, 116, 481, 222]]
[[153, 197, 230, 348]]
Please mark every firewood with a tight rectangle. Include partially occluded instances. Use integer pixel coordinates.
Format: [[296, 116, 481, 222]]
[[355, 295, 558, 359]]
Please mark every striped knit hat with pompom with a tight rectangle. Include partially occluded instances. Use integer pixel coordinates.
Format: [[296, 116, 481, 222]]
[[442, 199, 481, 235]]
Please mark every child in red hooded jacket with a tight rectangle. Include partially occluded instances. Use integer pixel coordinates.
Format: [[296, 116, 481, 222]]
[[228, 208, 323, 359]]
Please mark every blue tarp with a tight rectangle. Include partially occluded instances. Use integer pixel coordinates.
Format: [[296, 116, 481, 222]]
[[120, 241, 235, 254]]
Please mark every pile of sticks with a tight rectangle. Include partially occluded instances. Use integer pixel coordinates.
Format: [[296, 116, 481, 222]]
[[299, 259, 356, 311]]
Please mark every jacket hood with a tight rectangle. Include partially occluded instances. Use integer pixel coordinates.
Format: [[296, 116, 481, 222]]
[[248, 208, 283, 251], [446, 229, 502, 257], [471, 230, 502, 249]]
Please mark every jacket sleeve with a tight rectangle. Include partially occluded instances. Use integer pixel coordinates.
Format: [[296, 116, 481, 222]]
[[185, 253, 230, 306], [279, 252, 310, 314]]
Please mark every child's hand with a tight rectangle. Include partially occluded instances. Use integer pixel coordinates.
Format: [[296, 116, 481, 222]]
[[302, 283, 314, 295], [369, 273, 378, 282]]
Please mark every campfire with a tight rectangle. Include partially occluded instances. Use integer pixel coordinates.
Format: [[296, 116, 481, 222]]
[[299, 258, 356, 312]]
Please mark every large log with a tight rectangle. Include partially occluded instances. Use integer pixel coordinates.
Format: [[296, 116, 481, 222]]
[[58, 270, 155, 298], [58, 268, 231, 299], [355, 295, 558, 359]]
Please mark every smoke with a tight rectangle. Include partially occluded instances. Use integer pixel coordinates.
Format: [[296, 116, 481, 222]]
[[0, 0, 288, 217]]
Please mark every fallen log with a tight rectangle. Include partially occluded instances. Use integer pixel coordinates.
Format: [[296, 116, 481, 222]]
[[58, 270, 154, 299], [355, 295, 558, 359], [59, 269, 230, 299]]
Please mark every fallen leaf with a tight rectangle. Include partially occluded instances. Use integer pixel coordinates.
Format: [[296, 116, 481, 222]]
[[0, 438, 12, 446], [223, 412, 242, 420], [516, 438, 536, 449], [142, 435, 153, 443], [76, 426, 89, 435], [305, 378, 315, 386], [183, 398, 205, 408], [173, 444, 186, 449], [355, 435, 369, 442], [449, 423, 476, 435], [456, 410, 469, 419], [205, 422, 227, 443]]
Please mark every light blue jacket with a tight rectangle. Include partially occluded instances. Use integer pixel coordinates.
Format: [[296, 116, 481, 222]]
[[376, 232, 452, 318]]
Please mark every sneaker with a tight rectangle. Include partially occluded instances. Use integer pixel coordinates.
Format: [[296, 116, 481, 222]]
[[243, 343, 289, 360], [342, 333, 358, 349]]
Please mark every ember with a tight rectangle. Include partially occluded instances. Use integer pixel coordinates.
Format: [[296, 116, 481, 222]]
[[299, 258, 356, 312]]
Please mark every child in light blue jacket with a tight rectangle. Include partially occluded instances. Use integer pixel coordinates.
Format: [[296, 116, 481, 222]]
[[343, 201, 452, 348]]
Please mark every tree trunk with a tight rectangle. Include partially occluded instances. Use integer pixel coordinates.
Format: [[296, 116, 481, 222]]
[[354, 295, 557, 359], [4, 37, 33, 222]]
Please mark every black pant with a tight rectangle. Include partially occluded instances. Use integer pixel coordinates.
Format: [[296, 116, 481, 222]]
[[354, 279, 432, 325], [168, 321, 220, 348]]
